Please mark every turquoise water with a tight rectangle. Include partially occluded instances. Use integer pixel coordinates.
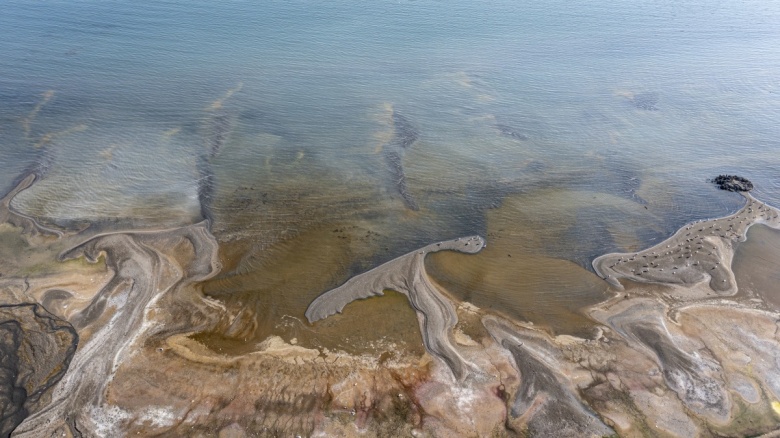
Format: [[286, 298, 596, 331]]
[[2, 0, 780, 263]]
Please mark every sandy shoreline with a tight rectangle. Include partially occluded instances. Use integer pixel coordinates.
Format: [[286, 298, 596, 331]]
[[594, 192, 780, 296], [2, 169, 780, 436]]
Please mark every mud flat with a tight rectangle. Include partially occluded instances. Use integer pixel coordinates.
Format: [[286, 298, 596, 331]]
[[3, 162, 780, 437], [483, 316, 615, 437], [302, 190, 780, 436], [0, 303, 77, 436], [12, 222, 222, 437], [594, 192, 780, 297]]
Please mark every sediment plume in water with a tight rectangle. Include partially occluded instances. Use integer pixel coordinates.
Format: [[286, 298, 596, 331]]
[[3, 151, 780, 436]]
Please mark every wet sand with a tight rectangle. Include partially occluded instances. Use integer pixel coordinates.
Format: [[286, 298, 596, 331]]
[[732, 224, 780, 310], [3, 0, 780, 432], [300, 188, 780, 437], [4, 175, 780, 436], [4, 160, 780, 437], [306, 235, 486, 380]]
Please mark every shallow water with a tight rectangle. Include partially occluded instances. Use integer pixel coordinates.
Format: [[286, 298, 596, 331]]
[[2, 0, 780, 371], [4, 0, 779, 219], [5, 2, 780, 436]]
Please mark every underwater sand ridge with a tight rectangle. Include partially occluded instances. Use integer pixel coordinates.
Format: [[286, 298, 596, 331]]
[[0, 174, 63, 238], [377, 105, 421, 211]]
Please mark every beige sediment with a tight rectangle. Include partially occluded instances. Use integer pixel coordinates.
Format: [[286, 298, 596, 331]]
[[166, 333, 322, 366], [594, 193, 780, 296], [5, 160, 780, 437], [582, 192, 780, 434], [305, 235, 486, 380], [297, 197, 780, 436], [595, 298, 732, 423], [13, 222, 222, 437]]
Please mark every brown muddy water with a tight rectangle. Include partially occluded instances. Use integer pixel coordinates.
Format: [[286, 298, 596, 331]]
[[195, 226, 425, 356]]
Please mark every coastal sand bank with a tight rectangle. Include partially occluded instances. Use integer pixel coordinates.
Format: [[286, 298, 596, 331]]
[[2, 169, 780, 436]]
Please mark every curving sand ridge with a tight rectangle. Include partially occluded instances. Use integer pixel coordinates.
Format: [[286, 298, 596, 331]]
[[13, 223, 221, 437], [483, 316, 615, 437], [306, 236, 485, 380], [300, 191, 780, 436], [0, 174, 63, 238], [4, 163, 780, 436], [594, 192, 780, 295]]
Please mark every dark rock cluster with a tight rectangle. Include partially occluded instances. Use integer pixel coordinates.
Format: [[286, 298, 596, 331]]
[[712, 175, 753, 192]]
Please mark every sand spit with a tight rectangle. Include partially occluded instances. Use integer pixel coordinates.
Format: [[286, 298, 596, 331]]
[[3, 162, 780, 436], [306, 236, 486, 380], [300, 193, 780, 436], [594, 192, 780, 295]]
